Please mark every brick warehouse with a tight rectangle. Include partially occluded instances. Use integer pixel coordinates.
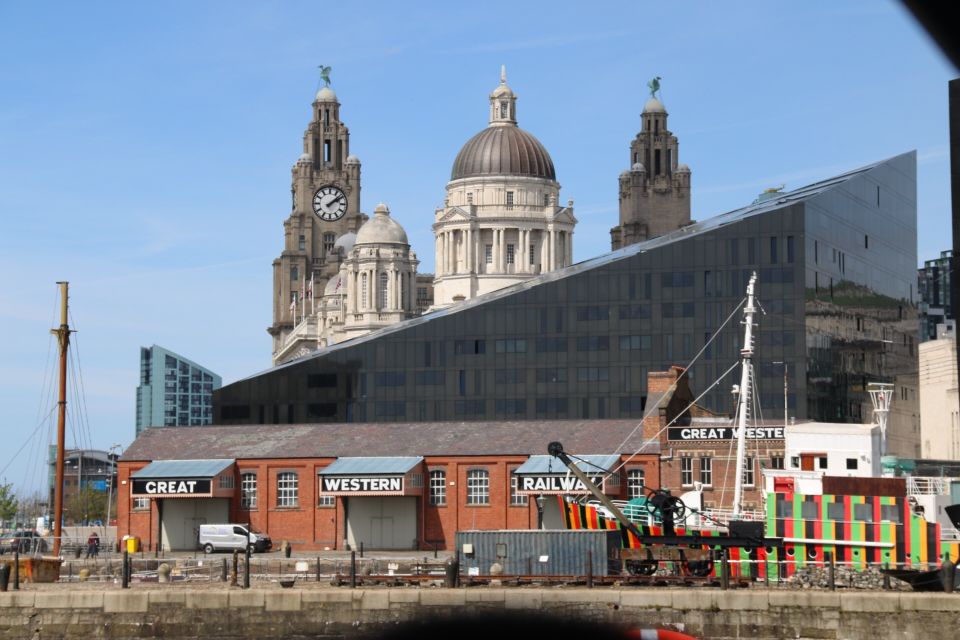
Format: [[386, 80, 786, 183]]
[[118, 420, 660, 552], [645, 366, 786, 512]]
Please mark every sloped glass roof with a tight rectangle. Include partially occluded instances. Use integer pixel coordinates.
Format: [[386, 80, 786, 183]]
[[131, 459, 235, 478]]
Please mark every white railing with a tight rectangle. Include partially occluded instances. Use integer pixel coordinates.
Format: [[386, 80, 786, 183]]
[[906, 476, 960, 496]]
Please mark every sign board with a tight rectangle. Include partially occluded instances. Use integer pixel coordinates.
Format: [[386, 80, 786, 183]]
[[517, 475, 605, 494], [321, 476, 403, 493], [131, 478, 211, 496], [667, 426, 784, 441]]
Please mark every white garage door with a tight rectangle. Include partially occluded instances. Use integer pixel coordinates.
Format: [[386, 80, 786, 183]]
[[346, 497, 416, 550], [160, 499, 229, 551]]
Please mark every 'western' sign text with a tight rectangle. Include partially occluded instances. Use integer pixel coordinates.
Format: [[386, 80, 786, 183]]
[[322, 477, 403, 493]]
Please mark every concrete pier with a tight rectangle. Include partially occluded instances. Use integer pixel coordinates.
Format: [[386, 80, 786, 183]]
[[1, 587, 958, 639]]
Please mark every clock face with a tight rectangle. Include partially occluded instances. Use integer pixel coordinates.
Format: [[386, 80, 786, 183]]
[[313, 185, 348, 221]]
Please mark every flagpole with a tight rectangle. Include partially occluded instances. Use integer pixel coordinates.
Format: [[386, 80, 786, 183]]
[[301, 278, 306, 324], [310, 273, 315, 315]]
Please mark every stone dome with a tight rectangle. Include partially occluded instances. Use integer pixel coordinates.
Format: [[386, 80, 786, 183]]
[[315, 86, 337, 102], [296, 152, 311, 164], [643, 97, 666, 113], [676, 163, 691, 173], [631, 162, 646, 172], [451, 126, 556, 181], [355, 203, 408, 245], [324, 275, 342, 296], [333, 231, 357, 253], [345, 154, 360, 165]]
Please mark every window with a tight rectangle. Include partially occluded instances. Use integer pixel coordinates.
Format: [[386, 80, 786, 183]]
[[298, 235, 306, 251], [466, 192, 473, 204], [770, 455, 785, 470], [133, 497, 150, 511], [865, 234, 869, 249], [307, 373, 337, 388], [510, 471, 528, 506], [576, 306, 609, 321], [485, 244, 493, 264], [219, 475, 235, 490], [680, 458, 693, 486], [577, 367, 609, 382], [818, 456, 828, 469], [529, 244, 535, 265], [536, 368, 567, 383], [429, 470, 446, 506], [494, 368, 523, 384], [277, 472, 299, 508], [827, 502, 846, 521], [770, 237, 778, 264], [786, 236, 795, 263], [627, 469, 645, 499], [846, 458, 858, 470], [853, 503, 873, 522], [801, 502, 818, 520], [290, 266, 299, 281], [414, 370, 445, 386], [378, 272, 388, 308], [466, 469, 490, 505], [535, 337, 567, 352], [500, 102, 508, 118], [619, 335, 651, 350], [375, 401, 405, 417], [619, 304, 651, 320], [495, 339, 527, 353], [324, 233, 336, 254], [699, 457, 712, 486], [576, 336, 609, 351], [455, 339, 486, 354], [742, 457, 755, 487], [361, 273, 367, 306], [506, 191, 514, 209], [880, 504, 901, 523], [494, 399, 526, 415], [375, 371, 406, 387], [506, 244, 515, 264], [661, 272, 694, 287]]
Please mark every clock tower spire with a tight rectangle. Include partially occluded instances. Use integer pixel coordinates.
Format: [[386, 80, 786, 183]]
[[268, 80, 368, 364]]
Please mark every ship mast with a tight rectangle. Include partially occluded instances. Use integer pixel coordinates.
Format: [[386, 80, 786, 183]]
[[51, 281, 71, 556], [732, 272, 758, 517]]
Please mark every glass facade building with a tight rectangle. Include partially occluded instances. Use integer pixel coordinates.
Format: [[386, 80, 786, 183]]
[[215, 153, 918, 455], [136, 345, 222, 436]]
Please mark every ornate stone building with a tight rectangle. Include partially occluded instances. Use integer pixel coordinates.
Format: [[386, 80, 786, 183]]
[[432, 68, 576, 307], [269, 84, 368, 363], [610, 94, 691, 250]]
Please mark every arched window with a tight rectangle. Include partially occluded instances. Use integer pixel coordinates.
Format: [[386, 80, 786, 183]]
[[323, 233, 336, 255], [466, 469, 489, 505], [361, 273, 368, 309], [378, 272, 388, 309], [429, 470, 446, 506], [240, 473, 257, 509]]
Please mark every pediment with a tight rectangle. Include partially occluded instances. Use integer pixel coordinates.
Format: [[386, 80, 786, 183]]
[[437, 206, 473, 223]]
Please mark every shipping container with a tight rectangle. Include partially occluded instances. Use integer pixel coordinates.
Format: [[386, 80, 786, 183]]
[[455, 529, 622, 577]]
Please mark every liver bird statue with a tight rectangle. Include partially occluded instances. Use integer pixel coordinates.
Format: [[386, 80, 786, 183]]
[[647, 76, 661, 99], [318, 65, 332, 87]]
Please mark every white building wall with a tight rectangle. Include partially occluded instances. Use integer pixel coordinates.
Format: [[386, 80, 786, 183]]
[[784, 422, 881, 477], [919, 338, 960, 460]]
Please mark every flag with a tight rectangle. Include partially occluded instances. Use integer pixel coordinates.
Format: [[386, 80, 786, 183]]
[[289, 293, 297, 313], [307, 273, 314, 299]]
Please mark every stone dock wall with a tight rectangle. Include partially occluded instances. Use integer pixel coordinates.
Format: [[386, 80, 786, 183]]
[[1, 588, 959, 639]]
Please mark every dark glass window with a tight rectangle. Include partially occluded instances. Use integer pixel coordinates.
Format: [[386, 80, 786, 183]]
[[770, 237, 778, 264], [494, 369, 523, 384], [747, 238, 756, 264], [535, 397, 568, 415], [454, 399, 485, 416], [414, 371, 445, 386], [375, 401, 405, 417], [495, 339, 527, 353], [536, 368, 567, 383], [307, 403, 337, 418], [455, 340, 486, 355], [827, 502, 845, 521], [576, 336, 609, 351], [619, 304, 650, 320], [307, 373, 337, 388], [375, 371, 406, 387], [576, 306, 609, 321], [786, 236, 795, 263], [577, 367, 609, 382], [730, 239, 740, 265], [661, 272, 694, 287], [536, 337, 567, 352], [619, 397, 645, 413], [494, 399, 526, 415], [662, 302, 695, 318], [619, 335, 651, 350]]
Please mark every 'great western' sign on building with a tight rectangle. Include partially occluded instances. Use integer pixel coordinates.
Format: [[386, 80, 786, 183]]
[[131, 479, 211, 496], [668, 426, 784, 441], [322, 477, 403, 493]]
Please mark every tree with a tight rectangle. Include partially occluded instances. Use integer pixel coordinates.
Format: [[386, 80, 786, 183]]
[[64, 486, 108, 525], [0, 483, 17, 526]]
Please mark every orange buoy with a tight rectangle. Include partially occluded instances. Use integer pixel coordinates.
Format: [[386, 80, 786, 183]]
[[626, 628, 698, 640]]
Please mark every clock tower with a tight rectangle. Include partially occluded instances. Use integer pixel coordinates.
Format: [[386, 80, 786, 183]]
[[269, 84, 367, 363]]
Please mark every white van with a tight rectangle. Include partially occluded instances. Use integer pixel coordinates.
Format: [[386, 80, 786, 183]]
[[198, 524, 272, 554]]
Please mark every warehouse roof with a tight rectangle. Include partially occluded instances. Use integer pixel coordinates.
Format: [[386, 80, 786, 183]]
[[122, 420, 659, 462]]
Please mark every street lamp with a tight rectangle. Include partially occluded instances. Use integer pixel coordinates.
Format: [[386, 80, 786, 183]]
[[105, 443, 121, 551]]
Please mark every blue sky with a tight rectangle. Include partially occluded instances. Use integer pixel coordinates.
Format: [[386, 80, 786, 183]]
[[0, 1, 955, 495]]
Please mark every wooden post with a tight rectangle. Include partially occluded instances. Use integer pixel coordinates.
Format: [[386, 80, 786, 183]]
[[827, 552, 836, 591], [51, 282, 70, 557], [720, 548, 730, 590], [350, 551, 357, 588]]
